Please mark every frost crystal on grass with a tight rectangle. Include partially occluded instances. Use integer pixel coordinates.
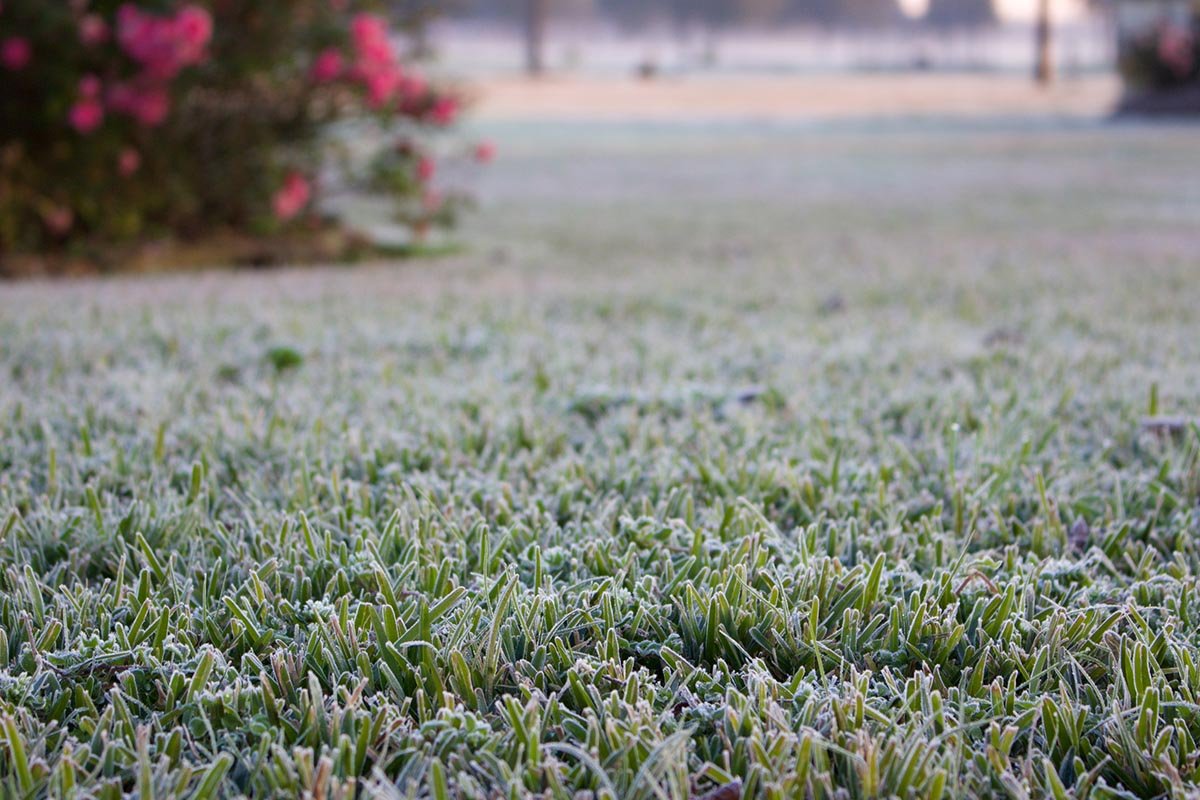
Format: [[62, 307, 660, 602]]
[[2, 123, 1200, 799]]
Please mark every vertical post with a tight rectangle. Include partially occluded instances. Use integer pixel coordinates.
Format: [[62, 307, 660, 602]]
[[1035, 0, 1053, 85], [411, 13, 432, 61], [526, 0, 548, 76]]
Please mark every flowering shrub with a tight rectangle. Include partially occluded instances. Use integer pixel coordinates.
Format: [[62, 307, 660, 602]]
[[0, 1, 483, 260], [1120, 16, 1200, 91]]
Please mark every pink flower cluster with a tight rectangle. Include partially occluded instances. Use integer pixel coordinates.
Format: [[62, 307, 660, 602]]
[[69, 75, 105, 134], [3, 1, 478, 236], [116, 3, 211, 80], [428, 96, 459, 126], [310, 48, 344, 84], [273, 172, 311, 221], [92, 4, 212, 130], [311, 11, 459, 126], [53, 4, 213, 136], [107, 82, 170, 127], [1, 36, 31, 71], [349, 13, 412, 109], [1158, 24, 1196, 77]]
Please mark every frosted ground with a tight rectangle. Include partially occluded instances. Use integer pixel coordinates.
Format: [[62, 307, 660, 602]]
[[2, 117, 1200, 797]]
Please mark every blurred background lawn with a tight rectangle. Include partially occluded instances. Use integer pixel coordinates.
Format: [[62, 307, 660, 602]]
[[1, 0, 1196, 275]]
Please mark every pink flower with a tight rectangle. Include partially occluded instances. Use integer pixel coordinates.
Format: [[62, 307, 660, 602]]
[[118, 148, 141, 177], [273, 172, 311, 222], [1158, 24, 1195, 77], [1, 37, 31, 71], [416, 156, 435, 183], [349, 13, 407, 108], [428, 96, 459, 126], [116, 3, 210, 79], [79, 14, 109, 46], [363, 70, 400, 109], [132, 88, 169, 126], [397, 73, 427, 103], [69, 99, 105, 134], [79, 75, 103, 99], [310, 48, 344, 83], [351, 14, 391, 58], [42, 206, 74, 236], [117, 6, 171, 74], [474, 141, 497, 164], [174, 5, 212, 62], [108, 82, 171, 127]]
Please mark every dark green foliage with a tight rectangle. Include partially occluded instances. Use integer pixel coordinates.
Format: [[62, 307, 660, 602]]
[[266, 347, 304, 373]]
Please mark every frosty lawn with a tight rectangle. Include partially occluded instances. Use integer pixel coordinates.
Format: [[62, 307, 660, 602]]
[[2, 120, 1199, 798]]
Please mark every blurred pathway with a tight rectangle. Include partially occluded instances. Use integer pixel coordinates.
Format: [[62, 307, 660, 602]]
[[471, 74, 1121, 123]]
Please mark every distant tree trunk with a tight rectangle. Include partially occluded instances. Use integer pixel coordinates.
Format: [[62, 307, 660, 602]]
[[1035, 0, 1054, 84], [411, 20, 433, 61], [701, 25, 720, 67], [526, 0, 549, 76]]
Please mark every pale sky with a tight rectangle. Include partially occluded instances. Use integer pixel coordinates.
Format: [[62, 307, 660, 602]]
[[898, 0, 1088, 22]]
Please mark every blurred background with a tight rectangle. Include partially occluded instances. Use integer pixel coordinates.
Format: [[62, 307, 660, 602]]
[[0, 0, 1195, 276], [417, 0, 1196, 112], [431, 0, 1106, 79]]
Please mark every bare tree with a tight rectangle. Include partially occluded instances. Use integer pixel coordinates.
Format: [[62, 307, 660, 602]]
[[1034, 0, 1054, 84], [526, 0, 550, 76]]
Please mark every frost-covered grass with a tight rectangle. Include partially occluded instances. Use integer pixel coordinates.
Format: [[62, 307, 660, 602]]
[[2, 120, 1200, 799]]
